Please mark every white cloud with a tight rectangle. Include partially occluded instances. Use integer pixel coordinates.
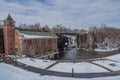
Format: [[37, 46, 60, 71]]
[[0, 0, 120, 29]]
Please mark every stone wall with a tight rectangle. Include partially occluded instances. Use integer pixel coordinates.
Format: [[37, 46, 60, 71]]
[[77, 32, 95, 52]]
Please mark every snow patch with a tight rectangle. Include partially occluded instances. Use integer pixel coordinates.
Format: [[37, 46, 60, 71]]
[[93, 60, 120, 71], [17, 58, 56, 69], [106, 54, 120, 62], [48, 62, 108, 73], [0, 63, 120, 80], [95, 48, 118, 52], [21, 33, 57, 39]]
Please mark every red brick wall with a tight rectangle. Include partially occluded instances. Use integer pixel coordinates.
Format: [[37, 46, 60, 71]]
[[15, 30, 23, 56], [3, 20, 15, 55], [14, 29, 58, 57], [22, 38, 58, 57]]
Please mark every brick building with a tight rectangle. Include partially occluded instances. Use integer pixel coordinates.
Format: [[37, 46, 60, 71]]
[[2, 14, 58, 58], [3, 14, 15, 55]]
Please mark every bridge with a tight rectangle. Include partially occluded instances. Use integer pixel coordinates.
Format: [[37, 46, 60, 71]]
[[60, 32, 79, 36]]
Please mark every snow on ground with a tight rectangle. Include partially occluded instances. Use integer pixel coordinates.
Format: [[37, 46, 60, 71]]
[[17, 58, 109, 73], [0, 63, 120, 80], [93, 60, 120, 71], [95, 48, 118, 52], [17, 58, 56, 69], [106, 54, 120, 62], [16, 53, 120, 73], [48, 62, 108, 73], [0, 63, 41, 80]]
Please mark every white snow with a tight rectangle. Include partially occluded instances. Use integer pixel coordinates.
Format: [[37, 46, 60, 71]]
[[48, 62, 108, 73], [0, 63, 41, 80], [106, 54, 120, 62], [17, 58, 56, 69], [95, 48, 118, 52], [16, 53, 120, 73], [21, 34, 57, 39], [93, 60, 120, 71], [17, 58, 109, 73], [95, 37, 120, 52], [6, 55, 26, 59], [0, 63, 120, 80]]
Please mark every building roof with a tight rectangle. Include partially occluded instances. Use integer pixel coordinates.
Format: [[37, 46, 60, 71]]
[[21, 34, 57, 39], [19, 30, 58, 39], [6, 14, 13, 21]]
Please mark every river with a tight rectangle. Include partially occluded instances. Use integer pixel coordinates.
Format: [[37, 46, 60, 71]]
[[59, 47, 120, 60]]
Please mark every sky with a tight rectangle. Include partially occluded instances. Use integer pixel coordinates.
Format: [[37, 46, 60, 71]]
[[0, 0, 120, 29]]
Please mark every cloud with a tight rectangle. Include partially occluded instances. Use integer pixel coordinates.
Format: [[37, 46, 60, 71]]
[[0, 0, 120, 29]]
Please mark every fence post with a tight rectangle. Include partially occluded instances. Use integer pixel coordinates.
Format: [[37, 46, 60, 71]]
[[72, 68, 74, 77]]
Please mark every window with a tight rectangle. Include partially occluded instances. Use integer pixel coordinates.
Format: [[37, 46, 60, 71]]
[[10, 43, 12, 45], [10, 31, 12, 33], [10, 35, 12, 37]]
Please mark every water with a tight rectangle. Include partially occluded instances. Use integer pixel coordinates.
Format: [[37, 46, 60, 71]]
[[59, 47, 120, 60]]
